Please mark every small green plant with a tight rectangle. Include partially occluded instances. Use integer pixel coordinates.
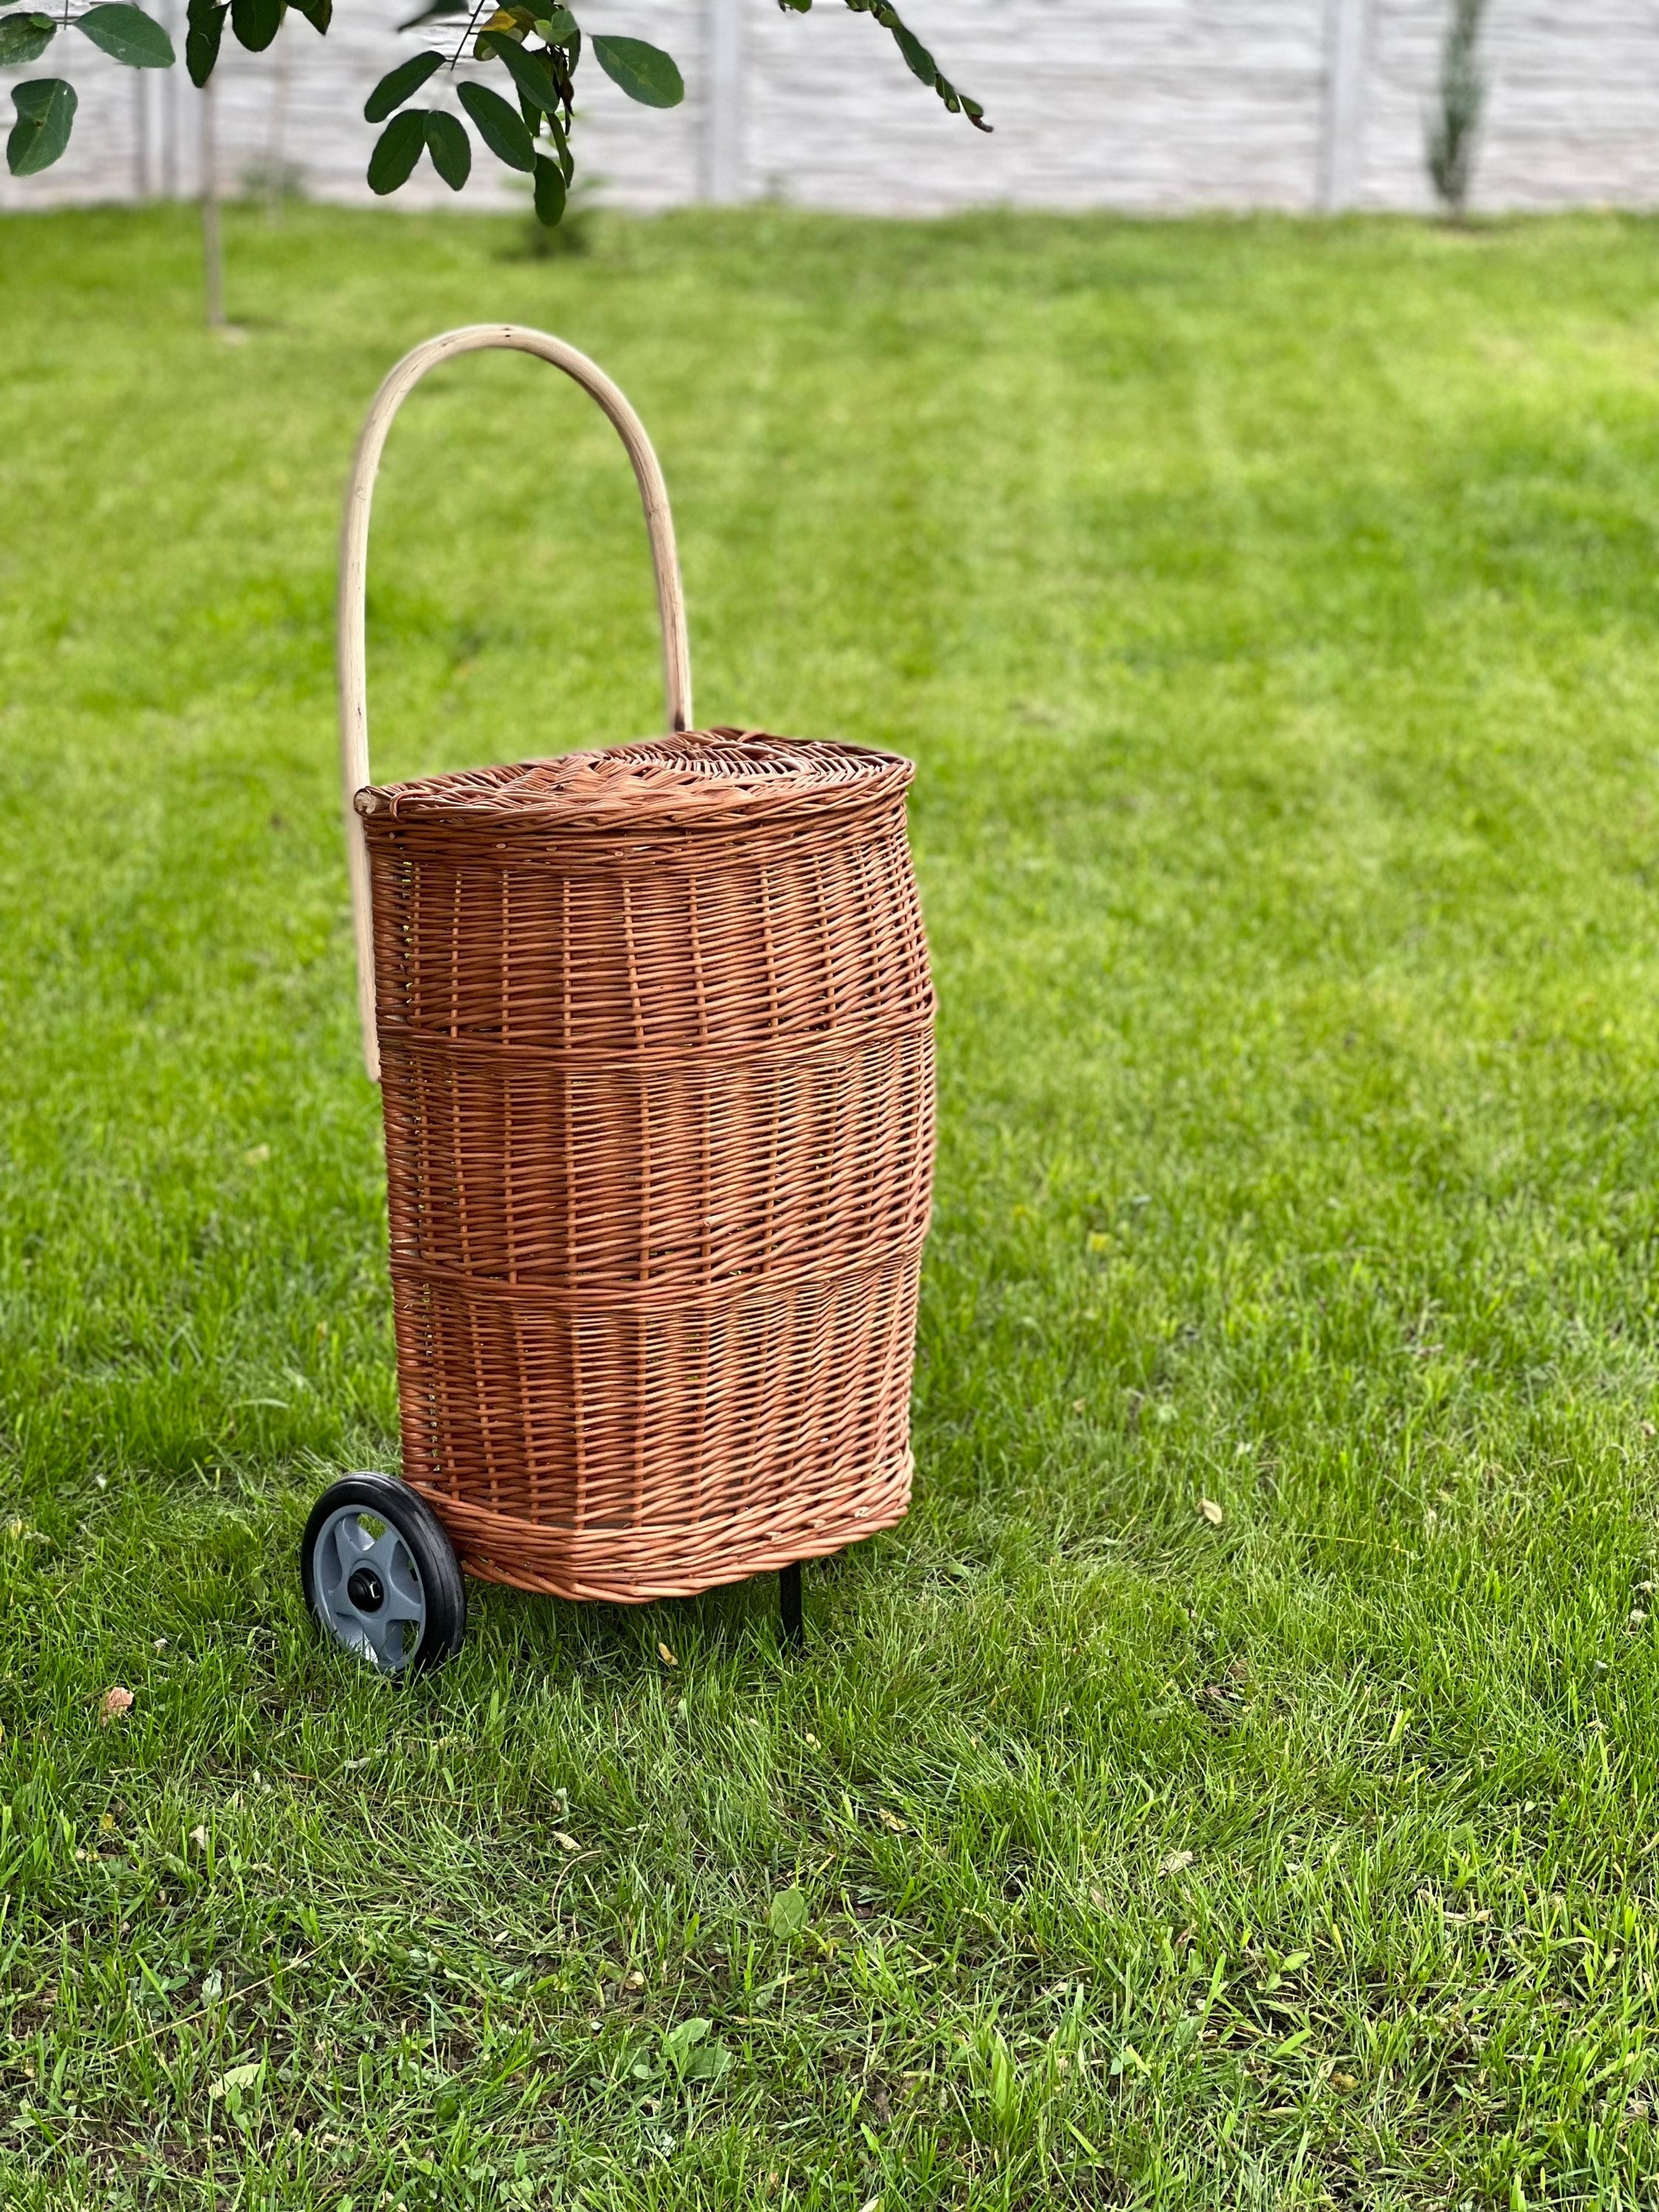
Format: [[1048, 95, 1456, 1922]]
[[1426, 0, 1487, 218], [240, 155, 307, 204], [659, 2016, 732, 2085], [767, 1885, 810, 1940], [976, 2024, 1018, 2140]]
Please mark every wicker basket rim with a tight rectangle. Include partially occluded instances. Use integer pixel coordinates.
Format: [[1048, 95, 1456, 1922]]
[[356, 726, 914, 832]]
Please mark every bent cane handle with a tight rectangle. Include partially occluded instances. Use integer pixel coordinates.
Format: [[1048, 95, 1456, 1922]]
[[336, 323, 693, 1081]]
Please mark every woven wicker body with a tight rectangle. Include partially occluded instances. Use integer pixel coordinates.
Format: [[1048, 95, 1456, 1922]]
[[358, 731, 934, 1601], [337, 330, 934, 1604]]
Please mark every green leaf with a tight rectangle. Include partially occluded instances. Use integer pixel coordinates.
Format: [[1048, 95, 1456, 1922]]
[[661, 2017, 709, 2075], [479, 30, 560, 118], [291, 0, 329, 29], [229, 0, 282, 52], [532, 149, 565, 225], [75, 4, 174, 67], [768, 1885, 810, 1940], [892, 21, 934, 84], [847, 0, 988, 131], [472, 10, 524, 52], [0, 12, 55, 66], [536, 5, 577, 40], [424, 108, 470, 189], [7, 75, 75, 175], [184, 0, 225, 84], [206, 2060, 262, 2099], [659, 2016, 730, 2082], [367, 107, 426, 194], [591, 33, 682, 106], [364, 49, 442, 123], [456, 80, 534, 172]]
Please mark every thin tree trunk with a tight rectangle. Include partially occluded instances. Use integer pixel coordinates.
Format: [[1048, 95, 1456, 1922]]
[[161, 0, 178, 199], [200, 76, 224, 330]]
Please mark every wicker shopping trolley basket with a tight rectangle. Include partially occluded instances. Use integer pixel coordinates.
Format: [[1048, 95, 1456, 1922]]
[[298, 326, 935, 1672]]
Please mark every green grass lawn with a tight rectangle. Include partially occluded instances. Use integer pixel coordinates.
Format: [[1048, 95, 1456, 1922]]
[[4, 199, 1659, 2209]]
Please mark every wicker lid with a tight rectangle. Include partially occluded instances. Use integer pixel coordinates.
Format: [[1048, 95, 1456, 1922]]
[[356, 727, 912, 832]]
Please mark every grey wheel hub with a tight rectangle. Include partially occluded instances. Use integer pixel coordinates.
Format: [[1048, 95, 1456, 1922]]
[[313, 1506, 427, 1672]]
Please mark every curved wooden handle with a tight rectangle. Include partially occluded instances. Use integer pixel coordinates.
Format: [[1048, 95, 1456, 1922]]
[[337, 323, 693, 1080]]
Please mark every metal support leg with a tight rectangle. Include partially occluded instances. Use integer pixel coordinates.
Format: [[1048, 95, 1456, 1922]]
[[779, 1561, 804, 1651]]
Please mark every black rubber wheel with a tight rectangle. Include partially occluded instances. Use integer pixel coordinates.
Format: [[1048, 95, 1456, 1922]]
[[300, 1473, 466, 1675]]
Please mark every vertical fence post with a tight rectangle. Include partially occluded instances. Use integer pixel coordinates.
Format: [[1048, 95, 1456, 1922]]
[[200, 78, 225, 328], [1318, 0, 1368, 211], [705, 0, 745, 203], [161, 0, 180, 198]]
